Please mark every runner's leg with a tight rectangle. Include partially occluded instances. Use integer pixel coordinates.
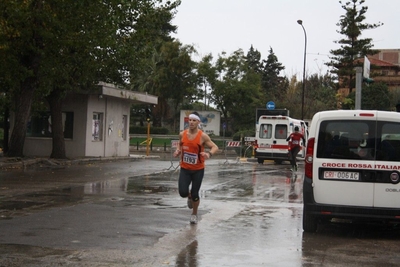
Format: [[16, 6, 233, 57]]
[[190, 169, 204, 216], [290, 150, 296, 169], [178, 168, 191, 198], [292, 147, 300, 170]]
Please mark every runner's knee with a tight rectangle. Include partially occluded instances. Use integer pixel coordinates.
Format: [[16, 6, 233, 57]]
[[179, 189, 189, 198]]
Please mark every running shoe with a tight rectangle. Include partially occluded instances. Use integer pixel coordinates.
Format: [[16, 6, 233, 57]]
[[190, 214, 198, 224], [187, 197, 193, 209]]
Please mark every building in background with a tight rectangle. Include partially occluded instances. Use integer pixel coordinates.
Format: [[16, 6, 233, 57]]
[[11, 82, 157, 158], [337, 48, 400, 102]]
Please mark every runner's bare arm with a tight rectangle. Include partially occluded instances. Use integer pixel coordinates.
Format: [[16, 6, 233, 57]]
[[173, 132, 183, 158], [201, 133, 218, 159]]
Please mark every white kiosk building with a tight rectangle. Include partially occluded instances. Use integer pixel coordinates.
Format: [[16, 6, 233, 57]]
[[15, 82, 157, 158]]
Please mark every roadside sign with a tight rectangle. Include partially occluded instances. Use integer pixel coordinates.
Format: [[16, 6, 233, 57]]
[[266, 101, 275, 110], [363, 56, 370, 79], [244, 137, 256, 146]]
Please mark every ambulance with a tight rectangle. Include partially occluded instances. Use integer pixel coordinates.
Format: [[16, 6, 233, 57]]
[[303, 110, 400, 232], [254, 115, 308, 164]]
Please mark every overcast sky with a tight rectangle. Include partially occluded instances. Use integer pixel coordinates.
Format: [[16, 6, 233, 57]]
[[172, 0, 399, 79]]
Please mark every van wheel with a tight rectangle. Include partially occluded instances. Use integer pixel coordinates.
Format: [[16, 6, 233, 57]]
[[274, 160, 282, 164], [303, 211, 318, 233], [257, 158, 264, 164]]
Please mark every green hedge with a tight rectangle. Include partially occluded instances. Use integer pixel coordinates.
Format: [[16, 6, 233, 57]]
[[232, 130, 255, 141], [129, 126, 169, 135]]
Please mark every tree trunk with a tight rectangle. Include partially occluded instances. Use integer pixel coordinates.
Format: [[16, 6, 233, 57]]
[[47, 90, 67, 159], [3, 107, 10, 153], [7, 25, 42, 157], [7, 80, 36, 157]]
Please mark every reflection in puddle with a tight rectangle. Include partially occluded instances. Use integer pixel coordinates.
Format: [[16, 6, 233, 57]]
[[127, 173, 175, 194], [82, 172, 177, 195], [285, 172, 300, 203], [175, 240, 198, 267], [127, 184, 170, 194], [84, 179, 128, 194]]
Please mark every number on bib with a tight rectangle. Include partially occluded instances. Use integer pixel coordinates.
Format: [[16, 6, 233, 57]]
[[183, 152, 198, 164]]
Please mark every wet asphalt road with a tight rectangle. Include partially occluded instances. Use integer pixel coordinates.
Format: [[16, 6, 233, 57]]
[[1, 156, 400, 266]]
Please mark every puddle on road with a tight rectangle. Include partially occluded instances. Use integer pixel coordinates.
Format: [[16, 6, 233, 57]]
[[168, 203, 304, 267], [0, 166, 301, 220], [202, 167, 303, 204], [0, 186, 86, 219], [126, 172, 176, 194], [0, 171, 179, 219], [0, 200, 45, 211]]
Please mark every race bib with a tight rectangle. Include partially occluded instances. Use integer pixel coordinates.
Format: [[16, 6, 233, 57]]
[[293, 140, 299, 145], [183, 151, 198, 164]]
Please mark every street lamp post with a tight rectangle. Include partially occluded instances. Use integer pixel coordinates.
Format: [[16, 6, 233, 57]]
[[297, 20, 307, 120]]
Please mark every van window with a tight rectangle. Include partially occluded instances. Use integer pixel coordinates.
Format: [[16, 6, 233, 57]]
[[259, 124, 272, 139], [377, 122, 400, 161], [316, 120, 374, 160], [275, 124, 287, 139]]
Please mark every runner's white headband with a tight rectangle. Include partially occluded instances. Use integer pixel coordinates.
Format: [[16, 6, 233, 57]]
[[189, 114, 200, 121]]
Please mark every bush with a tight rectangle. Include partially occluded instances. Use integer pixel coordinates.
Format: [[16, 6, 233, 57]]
[[232, 130, 255, 141], [219, 130, 233, 137]]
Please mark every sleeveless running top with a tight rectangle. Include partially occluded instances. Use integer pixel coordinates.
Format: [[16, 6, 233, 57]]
[[180, 129, 205, 170]]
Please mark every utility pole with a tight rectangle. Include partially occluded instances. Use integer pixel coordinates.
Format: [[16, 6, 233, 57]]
[[355, 67, 362, 110]]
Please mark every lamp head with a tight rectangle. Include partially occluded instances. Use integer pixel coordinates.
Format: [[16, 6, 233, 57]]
[[297, 20, 303, 25]]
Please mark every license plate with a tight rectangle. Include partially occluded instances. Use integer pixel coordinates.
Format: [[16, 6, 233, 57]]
[[323, 171, 359, 180], [259, 144, 271, 148]]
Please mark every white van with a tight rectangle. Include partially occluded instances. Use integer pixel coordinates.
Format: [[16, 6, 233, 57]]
[[303, 110, 400, 232], [254, 115, 308, 164]]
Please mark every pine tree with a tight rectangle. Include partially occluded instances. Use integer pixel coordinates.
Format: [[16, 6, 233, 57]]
[[261, 47, 287, 102], [246, 45, 262, 74], [326, 0, 382, 93]]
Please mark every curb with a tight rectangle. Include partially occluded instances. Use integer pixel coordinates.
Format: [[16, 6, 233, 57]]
[[0, 154, 161, 170]]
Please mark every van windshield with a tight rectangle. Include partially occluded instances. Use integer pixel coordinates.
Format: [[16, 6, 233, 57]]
[[317, 119, 400, 161]]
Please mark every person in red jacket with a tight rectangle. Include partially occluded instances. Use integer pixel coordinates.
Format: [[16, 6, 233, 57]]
[[286, 126, 306, 171], [173, 112, 219, 224]]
